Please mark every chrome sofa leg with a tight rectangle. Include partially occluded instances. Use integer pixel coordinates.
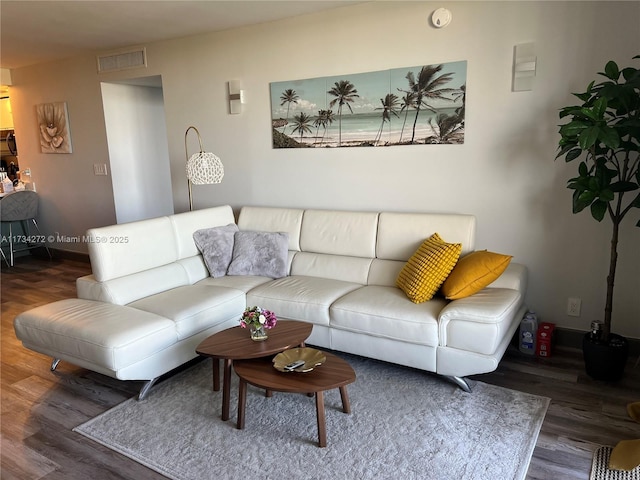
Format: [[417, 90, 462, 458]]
[[445, 375, 472, 393], [50, 358, 61, 371], [138, 377, 159, 401]]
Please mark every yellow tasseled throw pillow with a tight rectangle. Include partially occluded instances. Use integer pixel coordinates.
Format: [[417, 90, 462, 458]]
[[441, 250, 513, 300], [396, 233, 462, 303]]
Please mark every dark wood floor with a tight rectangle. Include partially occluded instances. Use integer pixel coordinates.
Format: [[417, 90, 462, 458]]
[[1, 256, 639, 479]]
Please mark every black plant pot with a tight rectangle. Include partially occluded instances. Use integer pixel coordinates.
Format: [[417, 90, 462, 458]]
[[582, 332, 629, 381]]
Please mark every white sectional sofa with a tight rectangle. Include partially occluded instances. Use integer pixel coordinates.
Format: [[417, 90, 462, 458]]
[[14, 205, 527, 399]]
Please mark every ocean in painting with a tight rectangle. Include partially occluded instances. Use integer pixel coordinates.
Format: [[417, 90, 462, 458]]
[[275, 107, 462, 147]]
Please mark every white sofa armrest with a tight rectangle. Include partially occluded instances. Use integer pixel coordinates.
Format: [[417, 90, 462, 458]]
[[438, 287, 525, 355], [487, 262, 527, 293]]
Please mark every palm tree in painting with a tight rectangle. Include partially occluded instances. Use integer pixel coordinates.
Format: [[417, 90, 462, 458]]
[[452, 83, 466, 123], [313, 110, 326, 145], [318, 109, 335, 146], [291, 112, 313, 143], [374, 94, 400, 146], [427, 113, 464, 144], [279, 89, 299, 135], [397, 90, 417, 143], [328, 80, 359, 146], [402, 65, 456, 143]]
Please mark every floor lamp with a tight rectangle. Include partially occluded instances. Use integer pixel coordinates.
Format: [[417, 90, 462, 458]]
[[184, 126, 224, 211]]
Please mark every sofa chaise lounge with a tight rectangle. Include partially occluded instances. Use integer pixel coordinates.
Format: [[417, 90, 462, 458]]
[[14, 205, 527, 399]]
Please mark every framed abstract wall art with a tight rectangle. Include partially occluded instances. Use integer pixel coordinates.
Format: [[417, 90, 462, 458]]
[[270, 60, 466, 148], [37, 101, 72, 153]]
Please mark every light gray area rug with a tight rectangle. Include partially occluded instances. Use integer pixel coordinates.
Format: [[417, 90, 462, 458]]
[[74, 354, 549, 480]]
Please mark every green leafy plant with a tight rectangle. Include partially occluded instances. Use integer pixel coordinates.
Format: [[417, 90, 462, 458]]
[[556, 56, 640, 341]]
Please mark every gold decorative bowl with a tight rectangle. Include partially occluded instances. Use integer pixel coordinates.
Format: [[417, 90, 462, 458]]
[[273, 347, 326, 373]]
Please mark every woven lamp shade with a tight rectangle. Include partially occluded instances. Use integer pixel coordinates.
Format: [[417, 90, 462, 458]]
[[186, 152, 224, 185]]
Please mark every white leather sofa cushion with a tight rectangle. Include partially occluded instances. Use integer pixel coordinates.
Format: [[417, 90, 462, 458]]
[[13, 299, 176, 371], [300, 209, 378, 258], [376, 212, 476, 260], [438, 288, 523, 355], [330, 285, 443, 347], [247, 275, 361, 326], [291, 252, 372, 284], [238, 206, 304, 252], [367, 258, 405, 287], [77, 263, 191, 305], [127, 285, 245, 340], [87, 217, 177, 282]]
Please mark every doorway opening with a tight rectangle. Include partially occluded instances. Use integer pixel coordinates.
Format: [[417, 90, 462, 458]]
[[100, 75, 174, 224]]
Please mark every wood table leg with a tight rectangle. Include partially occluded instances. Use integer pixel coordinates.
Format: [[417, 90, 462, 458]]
[[222, 358, 232, 421], [237, 378, 247, 430], [339, 386, 351, 414], [315, 390, 327, 448], [212, 358, 220, 391]]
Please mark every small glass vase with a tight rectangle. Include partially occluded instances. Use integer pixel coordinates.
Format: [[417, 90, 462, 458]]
[[249, 324, 268, 342]]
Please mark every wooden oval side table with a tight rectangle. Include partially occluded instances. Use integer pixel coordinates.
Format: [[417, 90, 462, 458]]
[[195, 320, 312, 420], [234, 351, 356, 447]]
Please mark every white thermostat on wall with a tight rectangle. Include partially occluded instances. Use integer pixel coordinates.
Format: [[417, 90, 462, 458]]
[[431, 8, 452, 28]]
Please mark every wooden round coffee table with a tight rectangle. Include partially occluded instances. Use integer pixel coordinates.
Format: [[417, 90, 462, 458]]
[[234, 351, 356, 447], [195, 320, 312, 420]]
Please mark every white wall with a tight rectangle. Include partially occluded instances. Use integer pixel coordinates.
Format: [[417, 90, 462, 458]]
[[8, 1, 640, 339], [101, 82, 174, 223]]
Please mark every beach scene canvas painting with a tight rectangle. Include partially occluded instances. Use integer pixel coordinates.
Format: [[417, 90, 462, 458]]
[[270, 60, 466, 148]]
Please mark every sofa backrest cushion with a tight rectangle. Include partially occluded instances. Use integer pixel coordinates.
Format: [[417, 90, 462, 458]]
[[237, 206, 304, 251], [376, 212, 476, 260], [87, 217, 177, 283], [291, 252, 372, 284], [87, 205, 235, 283], [88, 264, 192, 305], [300, 209, 379, 258]]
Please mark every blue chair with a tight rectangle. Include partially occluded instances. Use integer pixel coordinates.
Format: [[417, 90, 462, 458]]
[[0, 190, 51, 266]]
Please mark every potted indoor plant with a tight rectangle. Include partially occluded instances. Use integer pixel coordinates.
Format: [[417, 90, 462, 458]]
[[556, 56, 639, 381]]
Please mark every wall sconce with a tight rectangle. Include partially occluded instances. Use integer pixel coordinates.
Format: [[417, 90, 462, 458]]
[[184, 126, 224, 211], [228, 80, 245, 114], [512, 43, 536, 92]]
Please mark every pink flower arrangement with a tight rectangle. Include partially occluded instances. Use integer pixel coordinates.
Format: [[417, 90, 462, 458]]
[[239, 306, 277, 330]]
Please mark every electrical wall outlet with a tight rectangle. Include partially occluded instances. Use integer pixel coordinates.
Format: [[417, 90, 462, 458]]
[[567, 297, 581, 317]]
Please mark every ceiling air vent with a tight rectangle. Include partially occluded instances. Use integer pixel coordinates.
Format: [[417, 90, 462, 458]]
[[97, 48, 146, 73]]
